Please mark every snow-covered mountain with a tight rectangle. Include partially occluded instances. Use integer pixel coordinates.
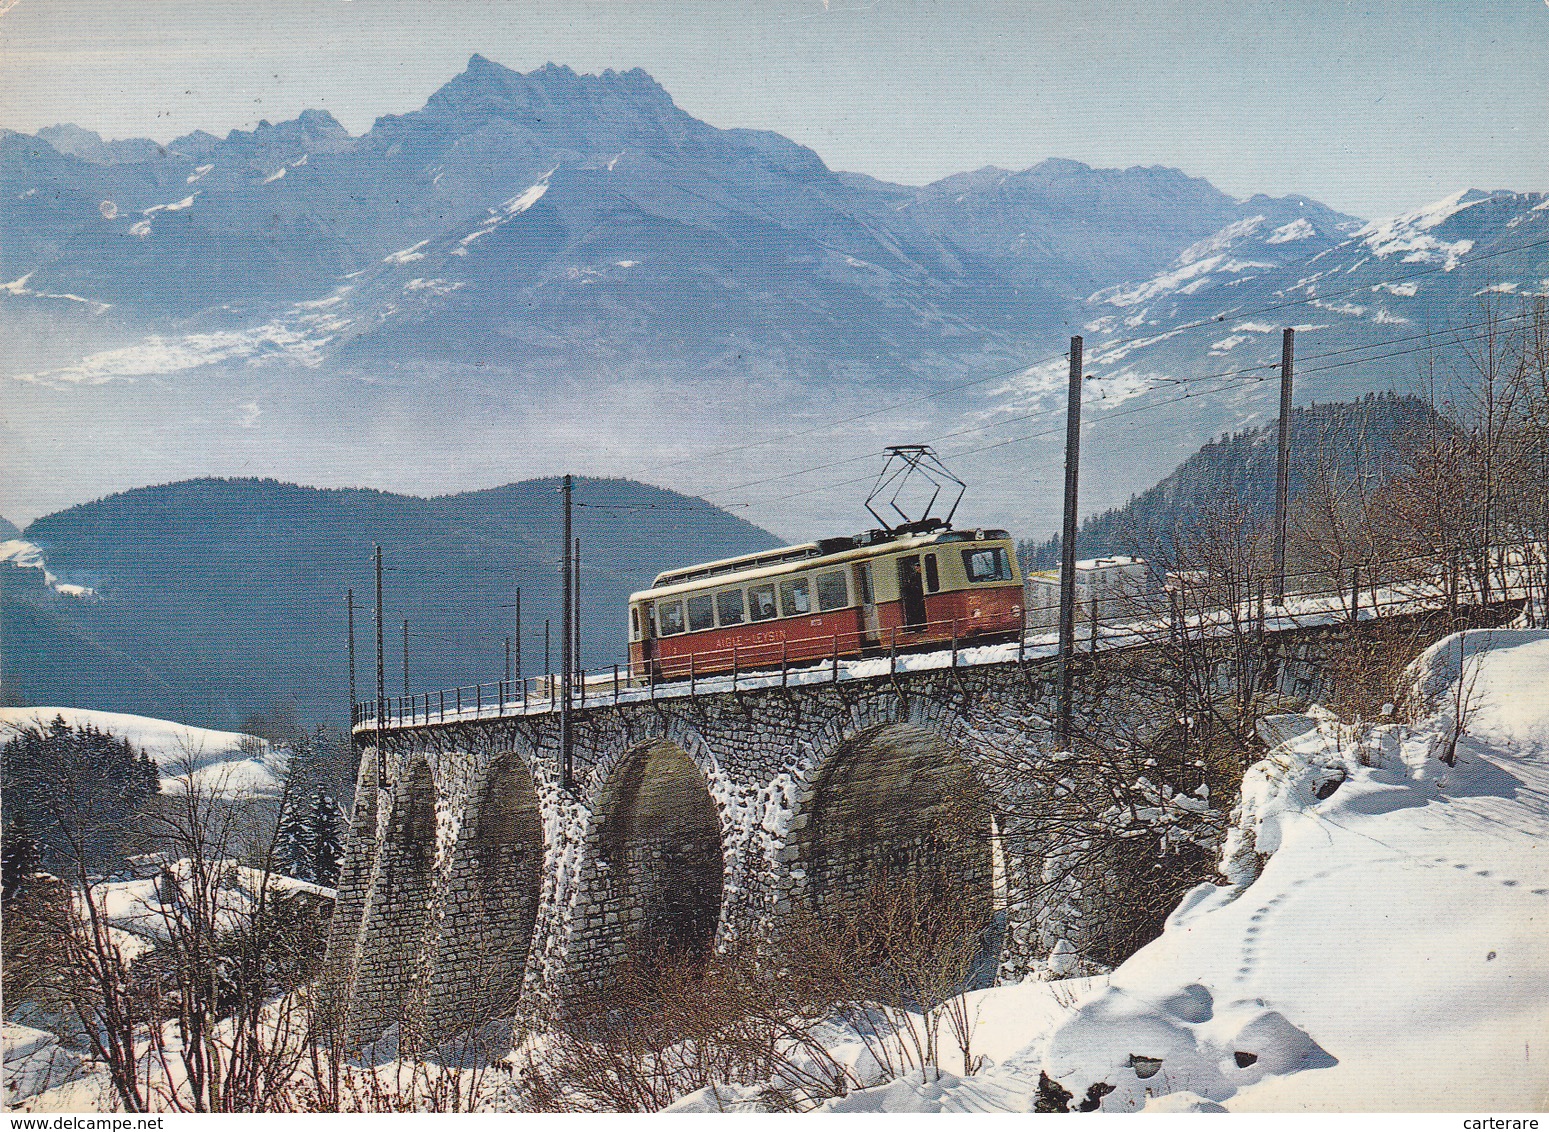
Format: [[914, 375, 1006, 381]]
[[1, 56, 1359, 530], [3, 56, 1545, 539], [1, 56, 1321, 391], [971, 186, 1549, 533]]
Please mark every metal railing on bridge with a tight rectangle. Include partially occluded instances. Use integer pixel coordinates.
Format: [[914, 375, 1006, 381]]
[[352, 545, 1544, 732]]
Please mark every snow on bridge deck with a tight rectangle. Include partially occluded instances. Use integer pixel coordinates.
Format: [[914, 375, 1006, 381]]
[[355, 562, 1529, 734]]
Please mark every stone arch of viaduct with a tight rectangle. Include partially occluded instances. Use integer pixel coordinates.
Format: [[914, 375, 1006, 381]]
[[321, 613, 1484, 1048]]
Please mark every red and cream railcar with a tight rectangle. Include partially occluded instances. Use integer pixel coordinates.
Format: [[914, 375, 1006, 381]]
[[628, 523, 1023, 682]]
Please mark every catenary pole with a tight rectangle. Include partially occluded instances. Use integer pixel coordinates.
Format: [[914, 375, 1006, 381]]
[[374, 545, 385, 782], [574, 537, 582, 683], [347, 589, 356, 721], [560, 475, 574, 791], [1057, 336, 1084, 739], [1273, 327, 1295, 601]]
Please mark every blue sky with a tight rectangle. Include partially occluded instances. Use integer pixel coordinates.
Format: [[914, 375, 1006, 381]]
[[2, 0, 1547, 218]]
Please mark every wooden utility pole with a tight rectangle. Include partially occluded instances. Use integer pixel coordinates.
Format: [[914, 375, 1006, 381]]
[[1273, 327, 1295, 601], [544, 619, 551, 678], [513, 586, 522, 683], [374, 545, 385, 781], [402, 619, 409, 698], [1057, 336, 1084, 739], [560, 475, 574, 791]]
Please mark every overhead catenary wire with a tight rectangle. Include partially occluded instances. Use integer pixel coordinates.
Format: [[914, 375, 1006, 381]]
[[728, 372, 1273, 512], [351, 305, 1527, 545], [653, 307, 1548, 513], [605, 229, 1549, 491], [357, 240, 1548, 601], [359, 220, 1549, 702], [707, 316, 1525, 514]]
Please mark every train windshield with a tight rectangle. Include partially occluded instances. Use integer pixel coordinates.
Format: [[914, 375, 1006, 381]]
[[962, 546, 1014, 583]]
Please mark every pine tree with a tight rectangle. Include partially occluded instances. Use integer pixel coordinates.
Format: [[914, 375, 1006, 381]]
[[0, 716, 160, 872], [2, 818, 40, 901], [274, 795, 315, 882], [309, 789, 344, 888]]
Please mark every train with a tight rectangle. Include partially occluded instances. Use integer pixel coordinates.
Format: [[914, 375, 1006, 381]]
[[627, 518, 1024, 682]]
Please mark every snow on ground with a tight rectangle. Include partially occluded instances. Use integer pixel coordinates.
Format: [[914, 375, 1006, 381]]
[[453, 176, 552, 254], [0, 706, 284, 795], [2, 1023, 91, 1108], [1267, 218, 1316, 244], [88, 859, 335, 946], [383, 239, 429, 264], [500, 179, 549, 215], [4, 862, 336, 1107], [141, 194, 196, 216], [0, 539, 96, 596], [767, 629, 1549, 1112], [16, 631, 1545, 1113], [664, 978, 1104, 1113]]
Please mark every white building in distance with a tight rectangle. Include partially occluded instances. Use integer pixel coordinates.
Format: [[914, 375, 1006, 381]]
[[1025, 555, 1150, 629]]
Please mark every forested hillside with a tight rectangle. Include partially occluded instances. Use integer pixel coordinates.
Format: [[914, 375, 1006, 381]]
[[1020, 393, 1455, 569], [2, 477, 778, 728]]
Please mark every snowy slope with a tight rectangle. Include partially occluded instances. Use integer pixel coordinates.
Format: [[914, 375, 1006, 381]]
[[796, 628, 1549, 1112], [88, 859, 335, 947], [3, 863, 334, 1108], [0, 538, 95, 597], [1, 1023, 89, 1107], [0, 706, 283, 795]]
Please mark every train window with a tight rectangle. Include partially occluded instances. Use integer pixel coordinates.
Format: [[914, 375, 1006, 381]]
[[687, 593, 715, 632], [962, 546, 1013, 583], [659, 600, 686, 636], [924, 553, 941, 593], [855, 562, 875, 605], [630, 606, 640, 640], [716, 589, 746, 626], [816, 570, 849, 612], [779, 577, 812, 617], [748, 582, 779, 622]]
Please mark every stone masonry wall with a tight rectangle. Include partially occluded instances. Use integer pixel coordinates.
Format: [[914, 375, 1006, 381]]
[[323, 614, 1471, 1045]]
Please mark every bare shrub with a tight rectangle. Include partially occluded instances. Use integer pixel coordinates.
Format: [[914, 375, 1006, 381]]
[[519, 859, 995, 1112]]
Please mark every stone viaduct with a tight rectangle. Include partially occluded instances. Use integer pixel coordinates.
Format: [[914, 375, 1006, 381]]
[[321, 596, 1514, 1049]]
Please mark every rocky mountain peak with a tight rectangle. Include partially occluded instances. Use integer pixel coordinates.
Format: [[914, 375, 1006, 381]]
[[422, 55, 680, 124], [35, 123, 166, 165]]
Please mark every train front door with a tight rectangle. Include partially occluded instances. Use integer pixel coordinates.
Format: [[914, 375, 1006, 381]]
[[854, 562, 880, 646], [897, 555, 928, 631], [639, 600, 657, 677]]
